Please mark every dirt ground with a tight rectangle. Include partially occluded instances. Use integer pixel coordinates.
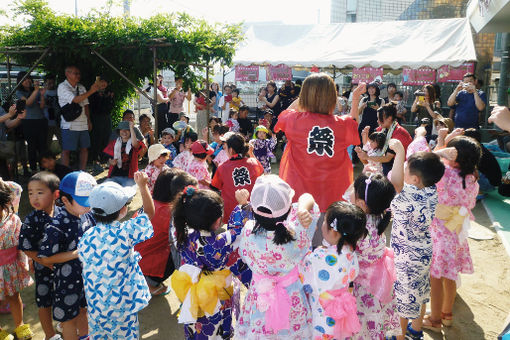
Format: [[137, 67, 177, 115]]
[[1, 163, 510, 340]]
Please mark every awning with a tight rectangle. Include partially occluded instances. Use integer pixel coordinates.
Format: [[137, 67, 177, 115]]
[[233, 18, 476, 70], [467, 0, 510, 33]]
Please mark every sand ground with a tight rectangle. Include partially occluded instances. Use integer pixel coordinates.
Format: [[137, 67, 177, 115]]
[[1, 163, 509, 340]]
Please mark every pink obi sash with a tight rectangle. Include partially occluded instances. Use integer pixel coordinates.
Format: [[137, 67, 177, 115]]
[[356, 247, 396, 303], [319, 287, 360, 339], [252, 266, 300, 332], [0, 247, 18, 266]]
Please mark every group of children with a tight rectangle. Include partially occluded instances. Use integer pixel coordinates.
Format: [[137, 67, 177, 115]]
[[0, 94, 482, 340]]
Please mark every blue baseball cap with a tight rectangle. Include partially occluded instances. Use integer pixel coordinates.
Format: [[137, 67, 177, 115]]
[[89, 181, 136, 215], [59, 171, 97, 207]]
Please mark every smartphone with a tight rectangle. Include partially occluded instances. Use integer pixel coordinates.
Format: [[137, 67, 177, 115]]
[[367, 101, 377, 107], [15, 99, 26, 114]]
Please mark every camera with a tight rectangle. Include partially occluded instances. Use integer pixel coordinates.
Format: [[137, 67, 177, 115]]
[[414, 90, 425, 96], [420, 118, 431, 126], [39, 81, 44, 87], [15, 99, 26, 114]]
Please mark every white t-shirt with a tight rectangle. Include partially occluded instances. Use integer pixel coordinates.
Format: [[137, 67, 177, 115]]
[[57, 79, 89, 131], [218, 96, 230, 123]]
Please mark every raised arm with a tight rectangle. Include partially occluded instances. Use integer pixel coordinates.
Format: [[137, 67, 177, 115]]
[[134, 171, 155, 219], [350, 82, 366, 121], [388, 139, 405, 193]]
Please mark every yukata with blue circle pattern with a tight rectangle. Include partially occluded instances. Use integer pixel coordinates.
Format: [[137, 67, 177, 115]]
[[390, 183, 438, 319], [19, 205, 63, 308], [179, 226, 243, 339], [300, 244, 359, 339], [38, 209, 95, 322], [78, 213, 153, 340]]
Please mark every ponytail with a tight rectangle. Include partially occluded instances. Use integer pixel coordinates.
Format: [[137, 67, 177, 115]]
[[376, 211, 392, 236], [172, 186, 224, 248], [253, 208, 295, 245]]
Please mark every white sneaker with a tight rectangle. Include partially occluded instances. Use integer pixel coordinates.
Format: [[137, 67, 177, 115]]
[[48, 335, 63, 340]]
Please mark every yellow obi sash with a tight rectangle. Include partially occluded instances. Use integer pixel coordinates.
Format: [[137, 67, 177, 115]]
[[435, 203, 469, 235], [171, 264, 233, 324]]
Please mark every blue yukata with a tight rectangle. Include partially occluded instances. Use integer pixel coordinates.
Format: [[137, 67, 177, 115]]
[[178, 226, 243, 339], [38, 209, 95, 322], [164, 143, 178, 167], [390, 184, 438, 319], [249, 137, 276, 174], [19, 206, 63, 308], [78, 213, 153, 340]]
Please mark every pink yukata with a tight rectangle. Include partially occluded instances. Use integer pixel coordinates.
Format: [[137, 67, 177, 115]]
[[142, 163, 170, 194], [173, 150, 194, 172], [187, 159, 211, 190], [237, 203, 320, 340], [430, 165, 478, 281], [353, 214, 400, 339], [300, 244, 360, 340]]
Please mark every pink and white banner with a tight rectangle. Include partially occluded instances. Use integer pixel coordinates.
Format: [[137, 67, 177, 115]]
[[267, 64, 292, 81], [235, 65, 259, 82], [402, 68, 437, 85], [352, 67, 384, 84], [436, 62, 475, 83]]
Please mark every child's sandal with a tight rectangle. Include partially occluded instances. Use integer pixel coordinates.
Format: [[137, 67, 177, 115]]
[[441, 312, 453, 327], [0, 330, 14, 340], [14, 324, 33, 340], [422, 314, 442, 332]]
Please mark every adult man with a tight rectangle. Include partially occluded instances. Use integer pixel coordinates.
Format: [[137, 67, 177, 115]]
[[384, 82, 397, 103], [58, 66, 104, 170], [447, 73, 487, 129]]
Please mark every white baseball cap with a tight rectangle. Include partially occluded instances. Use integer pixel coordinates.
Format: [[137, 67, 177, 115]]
[[148, 144, 170, 164], [219, 131, 236, 142], [89, 181, 136, 215], [250, 175, 295, 218]]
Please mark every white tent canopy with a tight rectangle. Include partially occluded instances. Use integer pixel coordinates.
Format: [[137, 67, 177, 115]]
[[233, 18, 476, 70]]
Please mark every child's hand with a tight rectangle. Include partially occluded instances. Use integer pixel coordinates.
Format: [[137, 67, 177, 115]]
[[435, 147, 457, 161], [438, 127, 449, 140], [297, 210, 313, 229], [134, 171, 149, 187], [414, 126, 427, 137], [235, 189, 250, 205], [354, 145, 362, 153], [388, 138, 404, 155], [361, 126, 370, 139]]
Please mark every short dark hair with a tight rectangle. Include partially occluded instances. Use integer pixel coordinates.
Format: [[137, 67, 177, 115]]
[[184, 131, 198, 143], [463, 73, 476, 80], [40, 150, 56, 161], [44, 74, 56, 81], [239, 105, 249, 112], [91, 207, 122, 224], [232, 88, 240, 95], [139, 114, 150, 123], [28, 171, 60, 192], [229, 109, 238, 118], [193, 153, 207, 159], [123, 109, 134, 118], [377, 102, 398, 122], [387, 82, 397, 89], [394, 91, 404, 98], [407, 151, 445, 187], [463, 128, 482, 143], [212, 124, 229, 135], [153, 168, 180, 203], [368, 132, 386, 150]]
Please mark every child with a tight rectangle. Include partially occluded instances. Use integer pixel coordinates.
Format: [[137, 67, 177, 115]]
[[237, 105, 253, 138], [40, 151, 72, 180], [423, 136, 481, 332], [350, 173, 400, 339], [19, 172, 63, 340], [0, 179, 34, 340], [142, 144, 170, 194], [173, 132, 198, 172], [139, 114, 155, 148], [170, 188, 240, 339], [188, 140, 213, 189], [393, 91, 407, 123], [356, 125, 386, 174], [249, 125, 277, 174], [136, 169, 197, 295], [78, 172, 155, 339], [388, 139, 445, 340], [104, 121, 146, 188], [237, 175, 320, 339], [38, 171, 97, 340], [161, 128, 178, 167], [300, 201, 367, 340], [230, 88, 244, 111], [226, 109, 240, 132], [256, 87, 267, 116], [212, 131, 232, 169]]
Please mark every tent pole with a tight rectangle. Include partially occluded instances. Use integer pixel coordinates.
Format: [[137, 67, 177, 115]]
[[333, 65, 336, 81], [497, 33, 509, 107], [6, 54, 11, 92], [153, 47, 158, 138], [206, 66, 210, 143], [222, 69, 225, 92], [8, 48, 50, 99], [92, 49, 154, 103]]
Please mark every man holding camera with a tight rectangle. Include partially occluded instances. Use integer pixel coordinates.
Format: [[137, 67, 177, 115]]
[[58, 66, 105, 170], [447, 72, 487, 129]]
